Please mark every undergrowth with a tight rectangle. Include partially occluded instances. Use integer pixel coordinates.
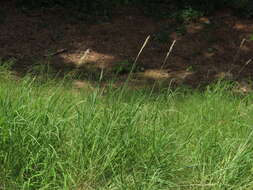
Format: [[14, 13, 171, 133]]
[[13, 0, 253, 19], [0, 65, 253, 189]]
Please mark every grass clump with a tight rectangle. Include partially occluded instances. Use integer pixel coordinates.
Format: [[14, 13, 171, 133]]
[[1, 70, 253, 189]]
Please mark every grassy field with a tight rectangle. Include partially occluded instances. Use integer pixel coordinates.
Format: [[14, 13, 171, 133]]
[[1, 68, 253, 189]]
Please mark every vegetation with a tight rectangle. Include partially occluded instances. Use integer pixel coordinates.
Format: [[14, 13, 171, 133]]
[[1, 0, 253, 189], [1, 64, 253, 189], [15, 0, 253, 18]]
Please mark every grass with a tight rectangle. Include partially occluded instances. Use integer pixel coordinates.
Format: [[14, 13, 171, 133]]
[[1, 68, 253, 189]]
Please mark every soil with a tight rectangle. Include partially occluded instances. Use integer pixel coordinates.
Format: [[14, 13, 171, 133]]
[[1, 2, 253, 89]]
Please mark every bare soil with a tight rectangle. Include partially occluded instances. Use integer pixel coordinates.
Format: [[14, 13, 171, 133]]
[[1, 2, 253, 88]]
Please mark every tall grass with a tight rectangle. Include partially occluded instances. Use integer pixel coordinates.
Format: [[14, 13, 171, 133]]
[[1, 71, 253, 189]]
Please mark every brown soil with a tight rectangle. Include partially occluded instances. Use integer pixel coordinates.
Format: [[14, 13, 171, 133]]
[[1, 2, 253, 88]]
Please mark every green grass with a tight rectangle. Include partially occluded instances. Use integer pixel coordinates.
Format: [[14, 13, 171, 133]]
[[1, 70, 253, 189]]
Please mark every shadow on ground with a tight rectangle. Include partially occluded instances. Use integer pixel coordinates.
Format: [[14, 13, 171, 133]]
[[1, 2, 253, 89]]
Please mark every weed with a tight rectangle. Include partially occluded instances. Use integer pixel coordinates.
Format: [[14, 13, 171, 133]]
[[249, 34, 253, 41], [112, 60, 144, 75], [186, 65, 194, 72], [1, 61, 253, 189], [0, 58, 16, 79], [179, 7, 203, 23]]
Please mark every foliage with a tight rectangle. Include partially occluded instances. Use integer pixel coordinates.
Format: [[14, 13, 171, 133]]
[[112, 60, 144, 75], [231, 0, 253, 18], [13, 0, 253, 18]]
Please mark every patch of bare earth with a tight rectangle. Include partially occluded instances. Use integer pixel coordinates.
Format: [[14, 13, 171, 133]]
[[1, 3, 253, 89]]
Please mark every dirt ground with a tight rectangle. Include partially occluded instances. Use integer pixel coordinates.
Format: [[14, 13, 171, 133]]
[[1, 2, 253, 89]]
